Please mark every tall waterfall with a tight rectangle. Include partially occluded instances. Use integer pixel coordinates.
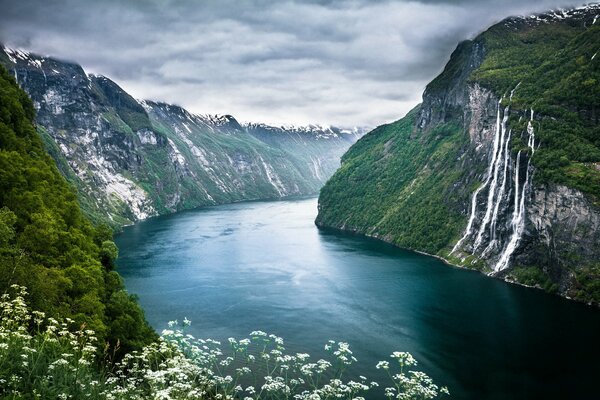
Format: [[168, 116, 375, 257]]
[[490, 128, 511, 240], [450, 101, 503, 255], [473, 105, 510, 251], [494, 110, 536, 272], [450, 182, 487, 254], [451, 93, 537, 273], [527, 109, 535, 154]]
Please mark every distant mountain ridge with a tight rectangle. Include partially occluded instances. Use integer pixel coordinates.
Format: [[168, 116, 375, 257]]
[[0, 46, 364, 226]]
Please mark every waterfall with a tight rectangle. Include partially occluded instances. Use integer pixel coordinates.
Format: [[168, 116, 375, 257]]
[[451, 183, 485, 254], [495, 156, 530, 272], [41, 68, 47, 86], [450, 101, 502, 255], [451, 83, 537, 273], [494, 111, 536, 272], [529, 111, 536, 151], [527, 109, 535, 155], [509, 82, 521, 100], [472, 106, 510, 251], [512, 150, 521, 224], [490, 128, 511, 240]]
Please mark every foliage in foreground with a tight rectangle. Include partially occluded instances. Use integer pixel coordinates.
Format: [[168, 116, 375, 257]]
[[0, 64, 155, 354], [0, 286, 449, 400]]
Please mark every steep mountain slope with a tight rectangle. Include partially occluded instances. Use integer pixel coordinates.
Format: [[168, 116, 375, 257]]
[[0, 47, 362, 227], [317, 5, 600, 304], [0, 65, 154, 354], [246, 123, 365, 183]]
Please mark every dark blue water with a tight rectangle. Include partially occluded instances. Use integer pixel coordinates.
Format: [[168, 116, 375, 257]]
[[116, 197, 600, 400]]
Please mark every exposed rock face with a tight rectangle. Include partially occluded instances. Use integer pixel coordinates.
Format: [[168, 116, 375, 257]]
[[1, 49, 160, 223], [316, 4, 600, 304], [517, 184, 600, 289], [0, 46, 363, 226], [419, 34, 600, 298], [417, 40, 487, 131]]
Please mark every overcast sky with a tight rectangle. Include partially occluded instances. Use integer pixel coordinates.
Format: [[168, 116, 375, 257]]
[[0, 0, 585, 127]]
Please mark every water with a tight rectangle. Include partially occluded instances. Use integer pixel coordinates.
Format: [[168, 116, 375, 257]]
[[116, 197, 600, 400]]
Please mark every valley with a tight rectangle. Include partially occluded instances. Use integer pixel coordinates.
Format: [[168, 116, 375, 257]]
[[0, 46, 363, 227], [0, 2, 599, 399], [116, 197, 600, 400]]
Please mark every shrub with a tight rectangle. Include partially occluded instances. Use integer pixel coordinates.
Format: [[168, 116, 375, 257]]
[[0, 286, 449, 400]]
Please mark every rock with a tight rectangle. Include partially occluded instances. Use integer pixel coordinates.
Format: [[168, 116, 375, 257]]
[[1, 46, 364, 226]]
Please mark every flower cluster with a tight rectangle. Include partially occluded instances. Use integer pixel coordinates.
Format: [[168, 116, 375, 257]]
[[0, 286, 449, 399], [379, 351, 449, 399], [0, 285, 101, 399]]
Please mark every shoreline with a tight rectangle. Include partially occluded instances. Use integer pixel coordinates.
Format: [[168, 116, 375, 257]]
[[315, 220, 598, 309]]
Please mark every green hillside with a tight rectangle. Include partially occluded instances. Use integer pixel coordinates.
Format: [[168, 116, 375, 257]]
[[317, 7, 600, 303], [0, 65, 154, 355], [473, 13, 600, 197], [316, 107, 467, 254]]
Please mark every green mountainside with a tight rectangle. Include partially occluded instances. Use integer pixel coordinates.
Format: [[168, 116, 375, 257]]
[[472, 9, 600, 193], [317, 106, 466, 254], [317, 5, 600, 304]]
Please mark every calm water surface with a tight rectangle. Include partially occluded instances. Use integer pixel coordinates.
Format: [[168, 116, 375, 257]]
[[116, 197, 600, 400]]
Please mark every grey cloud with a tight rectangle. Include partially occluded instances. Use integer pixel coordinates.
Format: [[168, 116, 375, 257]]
[[0, 0, 585, 127]]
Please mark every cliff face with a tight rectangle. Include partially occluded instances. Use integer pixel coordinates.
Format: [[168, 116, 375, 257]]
[[0, 65, 155, 353], [317, 5, 600, 304], [0, 47, 362, 226]]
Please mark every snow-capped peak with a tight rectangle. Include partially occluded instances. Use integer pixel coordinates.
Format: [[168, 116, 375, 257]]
[[3, 47, 45, 69], [504, 3, 600, 27]]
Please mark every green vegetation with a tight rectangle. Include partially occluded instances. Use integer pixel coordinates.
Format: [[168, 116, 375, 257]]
[[570, 264, 600, 305], [0, 65, 154, 355], [0, 286, 449, 399], [426, 40, 475, 94], [472, 18, 600, 200], [509, 266, 558, 294], [142, 104, 337, 209], [317, 107, 468, 255], [91, 76, 154, 133], [36, 126, 131, 227]]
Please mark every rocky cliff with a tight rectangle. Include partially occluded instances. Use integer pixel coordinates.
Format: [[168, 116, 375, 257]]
[[0, 47, 362, 226], [317, 4, 600, 305]]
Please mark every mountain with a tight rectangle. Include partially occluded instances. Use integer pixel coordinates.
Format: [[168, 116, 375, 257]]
[[0, 47, 363, 227], [316, 5, 600, 305], [0, 65, 154, 354]]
